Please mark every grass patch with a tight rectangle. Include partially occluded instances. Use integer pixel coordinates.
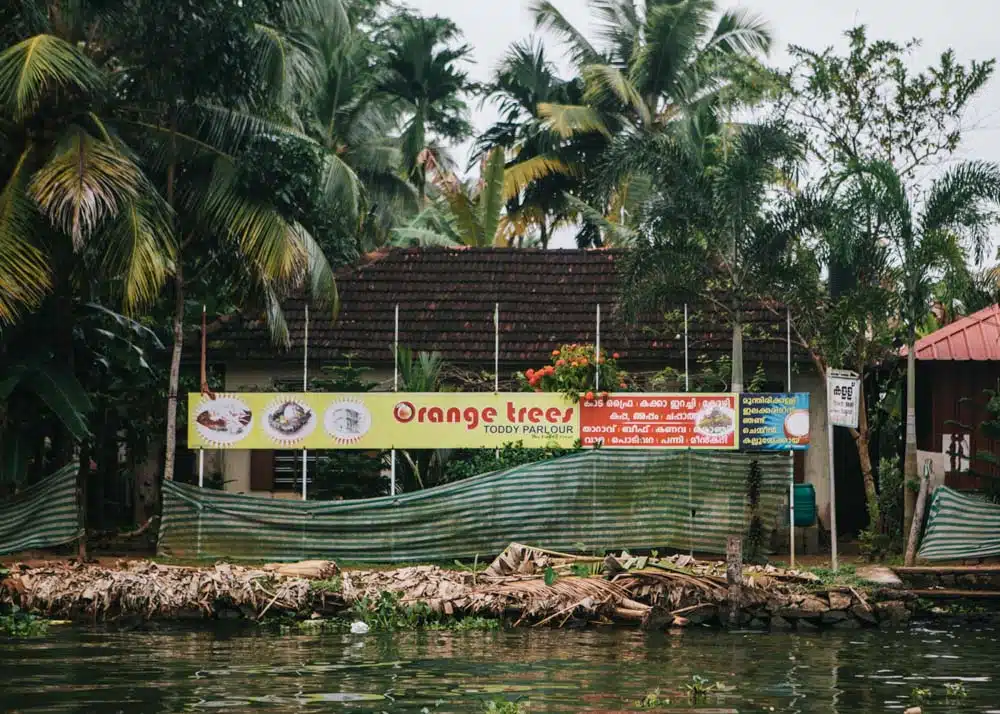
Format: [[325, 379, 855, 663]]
[[350, 590, 501, 631], [484, 699, 527, 713]]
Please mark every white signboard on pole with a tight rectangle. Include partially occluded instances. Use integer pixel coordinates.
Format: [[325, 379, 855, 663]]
[[828, 369, 860, 429]]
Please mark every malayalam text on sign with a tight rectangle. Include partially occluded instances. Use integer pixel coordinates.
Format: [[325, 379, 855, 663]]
[[738, 393, 811, 451], [579, 393, 738, 449]]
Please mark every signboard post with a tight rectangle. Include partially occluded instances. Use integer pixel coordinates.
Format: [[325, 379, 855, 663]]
[[826, 368, 860, 571]]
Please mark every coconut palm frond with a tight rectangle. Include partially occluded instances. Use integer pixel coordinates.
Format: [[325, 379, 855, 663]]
[[529, 0, 600, 67], [502, 154, 576, 203], [582, 64, 650, 126], [705, 8, 773, 57], [294, 222, 339, 316], [320, 151, 362, 221], [101, 201, 175, 314], [0, 34, 103, 120], [564, 192, 636, 247], [537, 102, 610, 138], [28, 129, 143, 249], [195, 162, 305, 283], [0, 146, 50, 323], [253, 23, 324, 103]]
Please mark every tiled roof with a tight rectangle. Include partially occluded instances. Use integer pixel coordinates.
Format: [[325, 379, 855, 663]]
[[902, 305, 1000, 361], [205, 248, 808, 366]]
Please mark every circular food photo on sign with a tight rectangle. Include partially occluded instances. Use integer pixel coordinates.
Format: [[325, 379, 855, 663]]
[[783, 409, 810, 445], [194, 395, 254, 445], [693, 404, 735, 438], [323, 399, 372, 444], [263, 398, 317, 445]]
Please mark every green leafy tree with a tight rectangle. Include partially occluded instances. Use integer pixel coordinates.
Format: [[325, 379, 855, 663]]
[[304, 6, 418, 250], [0, 1, 351, 491], [609, 122, 805, 392], [530, 0, 774, 138], [372, 13, 475, 200], [837, 159, 1000, 562], [392, 148, 506, 247], [510, 0, 780, 232], [784, 25, 995, 177], [773, 26, 997, 544], [474, 38, 586, 247]]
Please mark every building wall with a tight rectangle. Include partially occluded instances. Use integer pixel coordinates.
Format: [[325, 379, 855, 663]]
[[210, 360, 834, 527]]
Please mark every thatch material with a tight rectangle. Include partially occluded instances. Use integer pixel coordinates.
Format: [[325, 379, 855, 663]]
[[1, 546, 886, 629], [2, 561, 318, 619]]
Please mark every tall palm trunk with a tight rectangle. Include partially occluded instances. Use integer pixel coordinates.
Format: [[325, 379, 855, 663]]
[[163, 265, 184, 483], [731, 299, 743, 393], [903, 344, 918, 540], [162, 115, 181, 485]]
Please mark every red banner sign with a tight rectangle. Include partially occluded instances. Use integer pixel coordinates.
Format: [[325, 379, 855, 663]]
[[580, 393, 738, 449]]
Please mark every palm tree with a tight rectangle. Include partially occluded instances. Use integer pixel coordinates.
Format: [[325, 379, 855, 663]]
[[0, 1, 353, 484], [392, 147, 506, 247], [837, 159, 1000, 561], [372, 13, 475, 200], [475, 38, 584, 247], [529, 0, 773, 141], [610, 122, 805, 392], [304, 15, 418, 250]]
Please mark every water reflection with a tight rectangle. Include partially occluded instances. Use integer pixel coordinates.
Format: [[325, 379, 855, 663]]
[[0, 623, 997, 712]]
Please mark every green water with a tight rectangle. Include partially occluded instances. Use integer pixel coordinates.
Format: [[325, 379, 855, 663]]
[[1, 623, 998, 712]]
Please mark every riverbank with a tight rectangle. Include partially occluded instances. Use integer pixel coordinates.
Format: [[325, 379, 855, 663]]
[[1, 544, 948, 632]]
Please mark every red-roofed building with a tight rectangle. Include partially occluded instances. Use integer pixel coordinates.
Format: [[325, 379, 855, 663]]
[[904, 305, 1000, 492]]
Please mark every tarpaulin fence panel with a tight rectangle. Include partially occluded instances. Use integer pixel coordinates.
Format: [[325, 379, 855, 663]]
[[158, 450, 790, 562], [917, 486, 1000, 562], [0, 464, 81, 556]]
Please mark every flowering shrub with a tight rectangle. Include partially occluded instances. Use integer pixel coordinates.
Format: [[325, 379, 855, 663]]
[[517, 344, 628, 400]]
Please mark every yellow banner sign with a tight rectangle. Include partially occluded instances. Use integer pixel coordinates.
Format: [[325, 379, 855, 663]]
[[187, 392, 579, 450]]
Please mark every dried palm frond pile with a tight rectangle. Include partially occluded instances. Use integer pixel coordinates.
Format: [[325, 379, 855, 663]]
[[0, 545, 882, 629], [1, 561, 320, 619]]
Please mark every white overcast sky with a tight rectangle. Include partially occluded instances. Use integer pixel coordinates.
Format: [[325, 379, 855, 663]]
[[406, 0, 1000, 247]]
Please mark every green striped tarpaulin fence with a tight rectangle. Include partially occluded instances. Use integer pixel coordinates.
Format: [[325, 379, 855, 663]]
[[917, 486, 1000, 561], [0, 464, 81, 556], [159, 450, 791, 562]]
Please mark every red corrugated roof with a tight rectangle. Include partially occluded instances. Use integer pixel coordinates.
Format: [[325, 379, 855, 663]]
[[903, 305, 1000, 361]]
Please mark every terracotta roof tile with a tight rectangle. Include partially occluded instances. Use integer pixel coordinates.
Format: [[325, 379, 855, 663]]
[[205, 248, 809, 366]]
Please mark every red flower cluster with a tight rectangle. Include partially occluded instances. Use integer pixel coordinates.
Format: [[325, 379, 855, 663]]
[[518, 344, 629, 398]]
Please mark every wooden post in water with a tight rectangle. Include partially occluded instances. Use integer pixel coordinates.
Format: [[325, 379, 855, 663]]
[[726, 536, 743, 625]]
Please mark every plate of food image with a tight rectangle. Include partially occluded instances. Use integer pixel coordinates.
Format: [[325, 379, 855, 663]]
[[263, 399, 316, 444], [693, 405, 735, 438], [783, 409, 810, 445], [194, 396, 254, 445]]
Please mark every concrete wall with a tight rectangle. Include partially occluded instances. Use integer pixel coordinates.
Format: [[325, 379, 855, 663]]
[[796, 370, 832, 530]]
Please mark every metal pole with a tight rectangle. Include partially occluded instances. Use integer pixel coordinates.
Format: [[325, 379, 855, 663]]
[[787, 308, 795, 568], [595, 304, 601, 392], [198, 304, 206, 488], [391, 305, 398, 496], [494, 303, 500, 461], [301, 304, 309, 501], [494, 303, 500, 392], [684, 304, 690, 391], [685, 304, 692, 556], [827, 368, 839, 571]]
